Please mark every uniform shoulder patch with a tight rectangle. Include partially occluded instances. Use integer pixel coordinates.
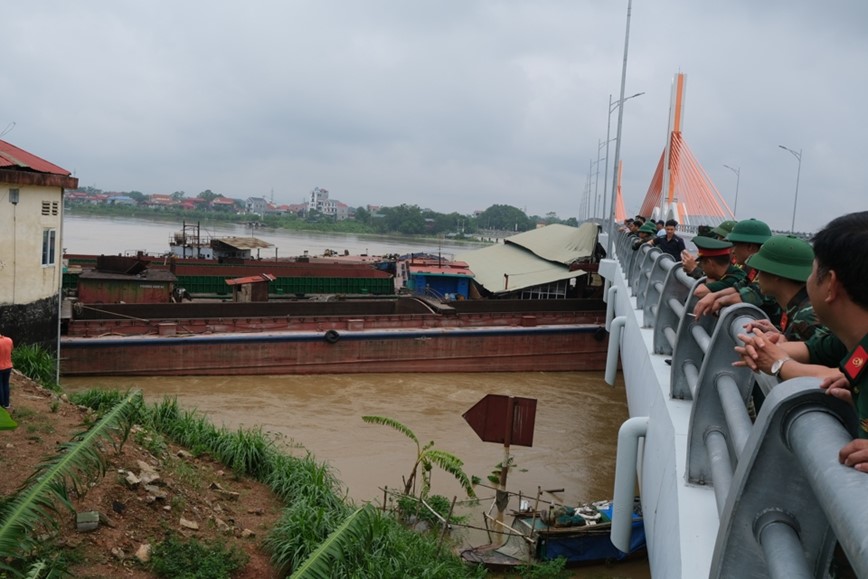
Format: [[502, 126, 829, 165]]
[[843, 343, 868, 383]]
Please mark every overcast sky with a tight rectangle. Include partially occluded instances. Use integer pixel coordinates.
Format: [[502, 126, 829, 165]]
[[4, 1, 866, 232]]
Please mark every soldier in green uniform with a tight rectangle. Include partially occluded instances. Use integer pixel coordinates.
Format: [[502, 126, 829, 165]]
[[733, 212, 868, 467], [688, 236, 746, 297], [710, 220, 737, 241], [631, 220, 657, 250], [744, 235, 826, 342], [694, 218, 782, 326]]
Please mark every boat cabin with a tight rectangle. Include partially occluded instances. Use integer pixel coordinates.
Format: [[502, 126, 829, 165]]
[[405, 258, 474, 300], [225, 273, 276, 302]]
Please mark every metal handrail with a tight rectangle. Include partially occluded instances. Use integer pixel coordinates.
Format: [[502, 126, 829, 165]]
[[607, 229, 868, 577]]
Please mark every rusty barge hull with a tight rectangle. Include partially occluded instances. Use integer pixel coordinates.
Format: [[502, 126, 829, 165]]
[[60, 298, 607, 376], [60, 324, 607, 376]]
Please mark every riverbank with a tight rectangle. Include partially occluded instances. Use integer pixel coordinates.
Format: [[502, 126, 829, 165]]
[[0, 371, 283, 578], [1, 371, 494, 578]]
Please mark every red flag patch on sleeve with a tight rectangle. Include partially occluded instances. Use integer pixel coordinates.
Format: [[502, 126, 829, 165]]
[[844, 345, 868, 382]]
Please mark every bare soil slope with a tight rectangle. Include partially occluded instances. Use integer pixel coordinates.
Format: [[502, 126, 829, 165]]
[[0, 371, 284, 578]]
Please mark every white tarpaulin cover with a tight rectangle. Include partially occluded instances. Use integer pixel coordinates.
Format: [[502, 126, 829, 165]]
[[456, 223, 598, 295], [504, 222, 598, 265]]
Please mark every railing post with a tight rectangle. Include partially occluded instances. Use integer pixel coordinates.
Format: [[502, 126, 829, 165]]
[[605, 285, 618, 332], [710, 379, 859, 578], [605, 316, 627, 386], [685, 304, 766, 491], [612, 416, 648, 553]]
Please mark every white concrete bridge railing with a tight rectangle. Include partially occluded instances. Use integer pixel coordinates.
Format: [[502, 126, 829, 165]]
[[601, 230, 867, 578]]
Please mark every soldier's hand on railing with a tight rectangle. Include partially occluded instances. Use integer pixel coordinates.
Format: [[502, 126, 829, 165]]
[[820, 372, 853, 405], [742, 319, 785, 341], [733, 329, 786, 374], [710, 291, 742, 315], [694, 292, 717, 318], [839, 439, 868, 472]]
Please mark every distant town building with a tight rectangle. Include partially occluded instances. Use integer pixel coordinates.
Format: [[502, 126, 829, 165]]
[[245, 196, 269, 216], [285, 203, 307, 216], [210, 196, 238, 212], [144, 194, 177, 209], [108, 195, 136, 206], [308, 187, 331, 214], [307, 187, 349, 220]]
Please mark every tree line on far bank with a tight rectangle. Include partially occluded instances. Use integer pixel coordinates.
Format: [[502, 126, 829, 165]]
[[66, 189, 578, 238]]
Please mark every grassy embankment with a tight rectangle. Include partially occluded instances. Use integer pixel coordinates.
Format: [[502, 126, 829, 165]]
[[0, 346, 494, 578]]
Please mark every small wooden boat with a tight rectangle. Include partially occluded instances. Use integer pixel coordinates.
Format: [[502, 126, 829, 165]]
[[461, 498, 646, 569]]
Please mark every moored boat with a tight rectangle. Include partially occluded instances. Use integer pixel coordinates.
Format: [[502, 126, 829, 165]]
[[460, 498, 646, 569]]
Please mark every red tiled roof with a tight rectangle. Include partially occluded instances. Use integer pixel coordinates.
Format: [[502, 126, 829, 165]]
[[0, 139, 72, 175]]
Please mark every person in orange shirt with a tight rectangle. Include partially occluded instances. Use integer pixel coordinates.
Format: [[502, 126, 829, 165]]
[[0, 332, 13, 410]]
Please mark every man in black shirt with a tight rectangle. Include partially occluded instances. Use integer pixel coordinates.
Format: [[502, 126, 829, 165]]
[[649, 219, 685, 261]]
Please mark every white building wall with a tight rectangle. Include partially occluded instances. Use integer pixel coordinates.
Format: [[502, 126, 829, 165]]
[[0, 184, 64, 305]]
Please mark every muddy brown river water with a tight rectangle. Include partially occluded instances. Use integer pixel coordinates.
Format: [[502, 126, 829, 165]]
[[62, 371, 649, 578]]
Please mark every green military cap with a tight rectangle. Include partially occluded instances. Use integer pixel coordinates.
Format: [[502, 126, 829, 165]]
[[726, 218, 772, 245], [638, 221, 657, 234], [693, 236, 733, 257], [711, 220, 737, 239], [744, 235, 814, 282]]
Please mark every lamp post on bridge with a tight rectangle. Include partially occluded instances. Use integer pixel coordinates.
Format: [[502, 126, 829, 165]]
[[723, 164, 740, 219], [593, 140, 605, 219], [778, 145, 802, 234], [603, 92, 643, 229]]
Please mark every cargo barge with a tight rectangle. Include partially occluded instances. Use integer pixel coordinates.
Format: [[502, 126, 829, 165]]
[[59, 297, 607, 376]]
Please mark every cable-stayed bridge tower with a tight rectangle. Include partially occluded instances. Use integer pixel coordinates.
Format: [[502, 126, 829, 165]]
[[638, 73, 734, 226]]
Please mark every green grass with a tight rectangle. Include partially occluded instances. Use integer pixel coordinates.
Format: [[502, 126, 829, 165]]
[[70, 390, 487, 578], [11, 344, 58, 391], [150, 534, 248, 579]]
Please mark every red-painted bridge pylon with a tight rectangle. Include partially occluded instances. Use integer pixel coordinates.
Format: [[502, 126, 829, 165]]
[[636, 73, 734, 226]]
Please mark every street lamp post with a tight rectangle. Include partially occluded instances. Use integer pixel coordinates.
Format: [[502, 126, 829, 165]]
[[602, 92, 643, 231], [778, 145, 803, 234], [593, 139, 605, 219], [723, 164, 740, 219]]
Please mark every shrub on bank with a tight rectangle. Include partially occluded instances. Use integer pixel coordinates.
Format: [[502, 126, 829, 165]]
[[12, 344, 59, 391]]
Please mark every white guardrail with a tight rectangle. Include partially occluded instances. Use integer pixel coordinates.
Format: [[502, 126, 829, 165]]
[[601, 230, 867, 578]]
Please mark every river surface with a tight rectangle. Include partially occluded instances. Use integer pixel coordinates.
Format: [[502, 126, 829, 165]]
[[60, 215, 649, 577], [62, 214, 485, 258]]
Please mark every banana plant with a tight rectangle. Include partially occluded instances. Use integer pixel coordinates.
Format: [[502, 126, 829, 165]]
[[0, 390, 141, 577], [361, 415, 475, 499], [289, 504, 375, 578]]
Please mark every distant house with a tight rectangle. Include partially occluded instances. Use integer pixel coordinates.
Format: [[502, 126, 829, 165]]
[[179, 197, 207, 211], [64, 190, 90, 203], [0, 138, 79, 353], [307, 187, 350, 220], [108, 195, 137, 206], [210, 196, 238, 212], [285, 203, 306, 216], [144, 194, 177, 209], [265, 203, 293, 216], [308, 187, 330, 214], [334, 201, 349, 221], [245, 196, 269, 216]]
